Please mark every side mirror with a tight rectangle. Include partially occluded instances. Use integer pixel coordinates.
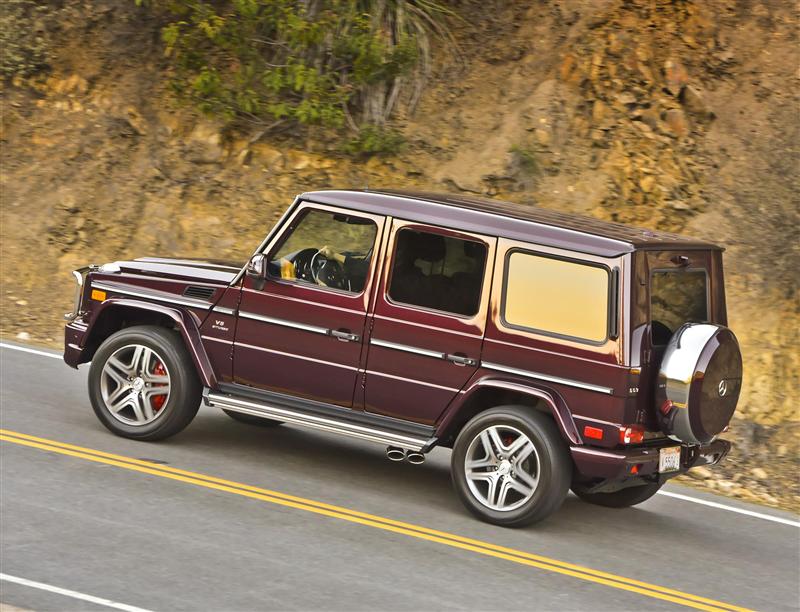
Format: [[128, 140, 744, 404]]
[[246, 253, 268, 289]]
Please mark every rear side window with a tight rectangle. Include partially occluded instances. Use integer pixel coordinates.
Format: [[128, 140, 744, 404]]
[[387, 228, 487, 316], [503, 251, 610, 343], [650, 269, 708, 344]]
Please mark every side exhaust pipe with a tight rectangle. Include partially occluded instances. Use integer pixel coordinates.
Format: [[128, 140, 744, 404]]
[[386, 446, 406, 462], [406, 451, 425, 465]]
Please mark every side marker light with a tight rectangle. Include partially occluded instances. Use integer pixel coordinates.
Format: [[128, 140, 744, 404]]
[[583, 426, 604, 440]]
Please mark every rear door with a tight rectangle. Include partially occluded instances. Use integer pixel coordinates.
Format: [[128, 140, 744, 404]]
[[361, 220, 496, 425], [234, 202, 385, 407]]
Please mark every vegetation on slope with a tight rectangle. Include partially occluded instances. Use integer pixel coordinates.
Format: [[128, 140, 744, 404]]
[[138, 0, 455, 154]]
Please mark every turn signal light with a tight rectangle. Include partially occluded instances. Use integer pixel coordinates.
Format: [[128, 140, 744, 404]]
[[91, 289, 107, 301], [619, 425, 645, 445], [583, 426, 604, 440]]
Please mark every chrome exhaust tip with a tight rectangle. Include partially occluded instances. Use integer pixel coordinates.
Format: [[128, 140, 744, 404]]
[[406, 451, 425, 465], [386, 446, 406, 462]]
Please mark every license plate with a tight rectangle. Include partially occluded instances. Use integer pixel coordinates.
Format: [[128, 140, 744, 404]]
[[659, 447, 681, 473]]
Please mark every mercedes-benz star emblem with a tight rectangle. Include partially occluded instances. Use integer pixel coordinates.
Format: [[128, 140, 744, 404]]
[[718, 379, 728, 397]]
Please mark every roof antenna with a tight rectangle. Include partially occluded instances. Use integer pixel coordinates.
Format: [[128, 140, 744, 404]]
[[364, 177, 370, 192]]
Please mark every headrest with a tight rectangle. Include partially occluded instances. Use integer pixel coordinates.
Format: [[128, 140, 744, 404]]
[[462, 240, 485, 259], [407, 231, 446, 263]]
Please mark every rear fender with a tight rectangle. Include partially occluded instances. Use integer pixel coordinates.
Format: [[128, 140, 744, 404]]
[[438, 377, 582, 445], [83, 298, 217, 388]]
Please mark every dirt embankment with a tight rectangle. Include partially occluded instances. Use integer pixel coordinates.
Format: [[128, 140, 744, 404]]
[[1, 0, 797, 511]]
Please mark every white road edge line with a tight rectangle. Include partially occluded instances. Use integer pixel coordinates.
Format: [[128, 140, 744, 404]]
[[656, 490, 800, 528], [0, 573, 153, 612], [0, 342, 62, 359], [2, 340, 799, 528]]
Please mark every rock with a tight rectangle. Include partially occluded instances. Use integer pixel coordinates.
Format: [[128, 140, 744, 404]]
[[251, 143, 285, 169], [286, 150, 312, 171], [16, 332, 31, 341], [689, 466, 713, 479], [535, 128, 552, 146], [633, 121, 655, 139], [616, 92, 637, 106], [15, 299, 28, 306], [592, 100, 607, 122], [750, 467, 768, 480], [667, 200, 691, 210], [639, 176, 656, 193], [187, 121, 224, 163], [664, 59, 689, 96], [664, 108, 689, 137], [681, 85, 713, 119]]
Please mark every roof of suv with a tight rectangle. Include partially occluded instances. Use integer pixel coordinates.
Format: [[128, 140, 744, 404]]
[[301, 189, 723, 258]]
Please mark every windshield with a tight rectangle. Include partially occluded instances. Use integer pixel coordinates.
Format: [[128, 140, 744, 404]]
[[650, 269, 708, 345]]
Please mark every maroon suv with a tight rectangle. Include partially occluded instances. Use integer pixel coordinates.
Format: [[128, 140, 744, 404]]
[[64, 190, 742, 526]]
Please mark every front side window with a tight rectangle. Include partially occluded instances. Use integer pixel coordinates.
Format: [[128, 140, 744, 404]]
[[503, 252, 610, 343], [268, 209, 377, 293], [650, 269, 708, 344], [387, 228, 487, 316]]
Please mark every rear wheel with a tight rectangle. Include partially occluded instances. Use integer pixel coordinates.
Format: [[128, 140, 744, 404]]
[[571, 481, 662, 508], [222, 409, 282, 427], [88, 326, 201, 441], [451, 406, 571, 527]]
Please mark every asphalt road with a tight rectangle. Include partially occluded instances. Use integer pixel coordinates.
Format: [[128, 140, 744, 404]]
[[1, 342, 798, 612]]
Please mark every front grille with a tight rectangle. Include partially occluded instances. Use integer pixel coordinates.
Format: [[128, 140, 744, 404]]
[[183, 286, 215, 300]]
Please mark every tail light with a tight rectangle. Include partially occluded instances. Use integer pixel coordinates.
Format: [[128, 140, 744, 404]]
[[619, 424, 645, 445]]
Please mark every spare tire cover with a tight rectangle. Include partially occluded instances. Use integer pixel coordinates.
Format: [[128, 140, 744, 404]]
[[656, 323, 742, 445]]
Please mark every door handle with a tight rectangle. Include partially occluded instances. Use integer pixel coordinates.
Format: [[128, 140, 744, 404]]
[[329, 329, 360, 342], [445, 353, 478, 367]]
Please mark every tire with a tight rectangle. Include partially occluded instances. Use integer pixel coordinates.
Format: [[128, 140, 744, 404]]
[[571, 481, 662, 508], [88, 325, 201, 441], [451, 406, 572, 527], [222, 409, 282, 428]]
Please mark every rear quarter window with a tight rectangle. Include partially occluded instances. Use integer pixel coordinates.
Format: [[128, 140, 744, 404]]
[[502, 251, 610, 344]]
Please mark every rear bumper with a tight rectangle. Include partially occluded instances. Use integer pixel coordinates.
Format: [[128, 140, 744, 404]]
[[570, 438, 731, 482], [64, 320, 89, 368]]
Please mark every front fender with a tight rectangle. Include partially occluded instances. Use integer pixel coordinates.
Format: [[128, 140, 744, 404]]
[[438, 376, 582, 445], [79, 298, 218, 388]]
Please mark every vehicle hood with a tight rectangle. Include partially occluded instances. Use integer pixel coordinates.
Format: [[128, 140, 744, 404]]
[[110, 257, 243, 285]]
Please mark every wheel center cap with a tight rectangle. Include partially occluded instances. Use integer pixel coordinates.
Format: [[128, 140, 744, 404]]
[[132, 377, 145, 392], [497, 460, 512, 476]]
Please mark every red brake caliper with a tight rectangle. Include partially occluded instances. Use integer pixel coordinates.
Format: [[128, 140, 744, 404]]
[[151, 361, 167, 411]]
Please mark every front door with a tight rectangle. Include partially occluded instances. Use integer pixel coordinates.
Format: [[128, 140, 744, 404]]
[[362, 221, 496, 424], [234, 203, 385, 407]]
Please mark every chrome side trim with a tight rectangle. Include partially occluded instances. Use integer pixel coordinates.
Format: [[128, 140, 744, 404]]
[[91, 282, 212, 310], [481, 362, 614, 395], [236, 341, 359, 371], [367, 370, 462, 393], [239, 311, 328, 336], [212, 306, 236, 316], [201, 336, 233, 345], [205, 391, 430, 451], [370, 338, 445, 361]]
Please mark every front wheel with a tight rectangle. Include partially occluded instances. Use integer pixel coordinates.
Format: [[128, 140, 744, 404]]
[[88, 325, 201, 441], [451, 406, 572, 527], [571, 481, 662, 508]]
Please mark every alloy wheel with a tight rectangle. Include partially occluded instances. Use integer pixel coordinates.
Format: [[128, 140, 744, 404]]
[[99, 344, 171, 426], [464, 424, 540, 512]]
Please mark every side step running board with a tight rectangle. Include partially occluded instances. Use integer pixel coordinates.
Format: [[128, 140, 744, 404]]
[[205, 390, 434, 452]]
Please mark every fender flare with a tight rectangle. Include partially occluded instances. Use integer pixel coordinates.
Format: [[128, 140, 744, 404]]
[[84, 298, 218, 388], [438, 377, 582, 445]]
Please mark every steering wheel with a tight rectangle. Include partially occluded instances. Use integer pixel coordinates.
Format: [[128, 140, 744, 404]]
[[310, 249, 349, 290]]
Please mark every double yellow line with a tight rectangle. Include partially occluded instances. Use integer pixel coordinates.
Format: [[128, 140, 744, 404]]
[[0, 428, 751, 612]]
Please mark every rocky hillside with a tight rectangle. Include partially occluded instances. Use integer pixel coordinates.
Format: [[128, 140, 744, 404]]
[[1, 0, 797, 509]]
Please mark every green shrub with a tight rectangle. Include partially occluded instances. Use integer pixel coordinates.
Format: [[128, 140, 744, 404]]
[[0, 0, 53, 79], [142, 0, 454, 152]]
